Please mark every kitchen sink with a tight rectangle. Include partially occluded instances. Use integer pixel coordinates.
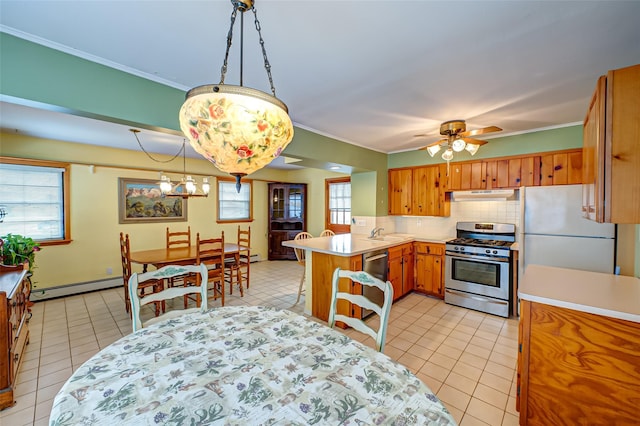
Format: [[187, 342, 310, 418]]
[[368, 236, 405, 242], [358, 233, 411, 242]]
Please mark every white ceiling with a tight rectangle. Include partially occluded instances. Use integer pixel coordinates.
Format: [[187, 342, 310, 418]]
[[1, 1, 640, 165]]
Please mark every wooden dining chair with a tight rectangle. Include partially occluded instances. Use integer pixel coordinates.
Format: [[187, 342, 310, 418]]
[[293, 231, 314, 304], [328, 268, 394, 353], [225, 226, 250, 296], [119, 232, 163, 316], [196, 232, 225, 306], [166, 226, 191, 249], [166, 226, 192, 293], [320, 229, 335, 237], [128, 263, 208, 332]]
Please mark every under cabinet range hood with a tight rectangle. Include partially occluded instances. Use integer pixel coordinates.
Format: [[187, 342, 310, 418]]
[[452, 189, 516, 201]]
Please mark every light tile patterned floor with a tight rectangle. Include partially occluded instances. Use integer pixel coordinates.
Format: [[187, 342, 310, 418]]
[[0, 260, 520, 425]]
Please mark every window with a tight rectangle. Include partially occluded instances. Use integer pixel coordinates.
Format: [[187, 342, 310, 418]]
[[216, 177, 253, 223], [325, 177, 351, 234], [0, 157, 71, 244]]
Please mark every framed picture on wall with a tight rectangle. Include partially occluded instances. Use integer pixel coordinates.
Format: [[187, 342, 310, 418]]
[[118, 178, 187, 223]]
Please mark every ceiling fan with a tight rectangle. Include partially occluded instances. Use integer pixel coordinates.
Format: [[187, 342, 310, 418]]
[[417, 120, 502, 161]]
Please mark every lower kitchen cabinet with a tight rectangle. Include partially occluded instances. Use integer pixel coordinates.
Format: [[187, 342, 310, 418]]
[[387, 243, 414, 301], [310, 252, 362, 324], [0, 268, 30, 410], [518, 300, 640, 425], [413, 242, 444, 299]]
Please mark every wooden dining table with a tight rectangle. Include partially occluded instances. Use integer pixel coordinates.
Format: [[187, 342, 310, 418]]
[[130, 243, 243, 273], [49, 306, 457, 425]]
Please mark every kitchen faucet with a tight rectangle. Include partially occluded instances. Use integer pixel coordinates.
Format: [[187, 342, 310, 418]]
[[369, 227, 384, 238]]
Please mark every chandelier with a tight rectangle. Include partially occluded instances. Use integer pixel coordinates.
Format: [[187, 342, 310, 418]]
[[179, 0, 294, 192], [131, 129, 210, 198]]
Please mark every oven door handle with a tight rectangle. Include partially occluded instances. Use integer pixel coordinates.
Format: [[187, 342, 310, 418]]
[[445, 289, 509, 306], [445, 252, 508, 263]]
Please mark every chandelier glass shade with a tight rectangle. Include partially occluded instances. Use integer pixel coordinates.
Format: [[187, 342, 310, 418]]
[[179, 0, 294, 191], [426, 138, 482, 161], [158, 139, 211, 199]]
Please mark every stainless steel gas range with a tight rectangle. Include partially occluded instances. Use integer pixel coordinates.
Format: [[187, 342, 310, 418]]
[[444, 222, 516, 317]]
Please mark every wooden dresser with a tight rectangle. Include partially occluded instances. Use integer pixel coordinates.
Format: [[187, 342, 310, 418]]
[[0, 268, 30, 410]]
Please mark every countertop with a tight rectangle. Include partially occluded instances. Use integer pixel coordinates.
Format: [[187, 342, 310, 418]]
[[519, 264, 640, 323], [282, 233, 518, 256], [282, 233, 449, 257]]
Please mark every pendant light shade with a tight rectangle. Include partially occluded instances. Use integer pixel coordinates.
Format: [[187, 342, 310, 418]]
[[179, 84, 293, 182], [179, 0, 294, 191]]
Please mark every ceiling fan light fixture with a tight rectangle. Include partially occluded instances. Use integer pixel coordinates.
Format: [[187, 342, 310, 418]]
[[178, 0, 294, 192], [426, 144, 442, 157], [465, 143, 480, 156], [451, 138, 466, 152], [441, 148, 454, 161]]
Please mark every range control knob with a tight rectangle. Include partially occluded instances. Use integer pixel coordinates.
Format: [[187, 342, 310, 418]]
[[459, 247, 465, 251], [485, 249, 491, 254], [493, 250, 498, 254]]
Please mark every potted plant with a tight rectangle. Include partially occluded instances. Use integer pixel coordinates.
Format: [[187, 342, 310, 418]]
[[0, 233, 40, 273]]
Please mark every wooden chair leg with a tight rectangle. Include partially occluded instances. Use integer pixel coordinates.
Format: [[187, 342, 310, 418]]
[[236, 267, 244, 297]]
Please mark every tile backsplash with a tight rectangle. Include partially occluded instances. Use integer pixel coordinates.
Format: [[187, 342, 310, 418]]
[[352, 199, 521, 241]]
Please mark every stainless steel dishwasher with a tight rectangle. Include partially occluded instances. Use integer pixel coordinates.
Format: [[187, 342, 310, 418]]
[[361, 249, 388, 318]]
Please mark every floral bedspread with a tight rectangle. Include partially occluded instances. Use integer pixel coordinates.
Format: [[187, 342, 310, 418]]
[[50, 306, 456, 425]]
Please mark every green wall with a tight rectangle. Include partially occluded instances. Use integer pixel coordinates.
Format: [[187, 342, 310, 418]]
[[389, 125, 583, 169]]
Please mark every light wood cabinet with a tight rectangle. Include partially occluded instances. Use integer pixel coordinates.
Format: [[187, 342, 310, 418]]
[[0, 269, 30, 410], [412, 149, 579, 196], [485, 155, 542, 189], [311, 252, 362, 323], [388, 168, 412, 215], [582, 63, 640, 223], [413, 242, 444, 299], [387, 243, 414, 300], [389, 166, 449, 217], [447, 162, 487, 190], [268, 183, 306, 260], [518, 300, 640, 425], [540, 149, 582, 186]]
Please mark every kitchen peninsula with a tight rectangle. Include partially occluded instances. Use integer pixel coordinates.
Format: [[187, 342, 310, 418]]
[[282, 233, 443, 322], [517, 265, 640, 425]]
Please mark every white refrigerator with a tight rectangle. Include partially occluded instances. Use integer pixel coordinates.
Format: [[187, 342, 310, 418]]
[[520, 185, 616, 274]]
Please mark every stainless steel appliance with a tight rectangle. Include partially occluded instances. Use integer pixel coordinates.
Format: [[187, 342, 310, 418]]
[[444, 222, 515, 317], [361, 249, 388, 318]]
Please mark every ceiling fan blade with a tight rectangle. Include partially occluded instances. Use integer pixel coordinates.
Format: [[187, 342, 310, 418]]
[[418, 139, 447, 150], [460, 137, 488, 146], [458, 125, 502, 138]]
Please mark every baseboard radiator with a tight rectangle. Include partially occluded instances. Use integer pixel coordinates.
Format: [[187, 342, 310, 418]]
[[31, 277, 122, 302], [31, 255, 262, 301]]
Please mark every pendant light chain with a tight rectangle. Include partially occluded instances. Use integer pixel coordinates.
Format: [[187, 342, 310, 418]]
[[217, 3, 277, 97], [219, 7, 239, 84], [251, 6, 277, 97]]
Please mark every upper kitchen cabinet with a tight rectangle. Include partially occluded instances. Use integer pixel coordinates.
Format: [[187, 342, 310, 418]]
[[485, 157, 538, 188], [540, 149, 582, 186], [447, 162, 487, 190], [583, 63, 640, 223], [388, 168, 412, 215], [389, 166, 449, 217], [268, 183, 307, 260]]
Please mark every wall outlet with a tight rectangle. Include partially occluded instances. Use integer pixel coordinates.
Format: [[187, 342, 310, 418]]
[[416, 219, 422, 227], [357, 220, 366, 226], [106, 267, 113, 275]]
